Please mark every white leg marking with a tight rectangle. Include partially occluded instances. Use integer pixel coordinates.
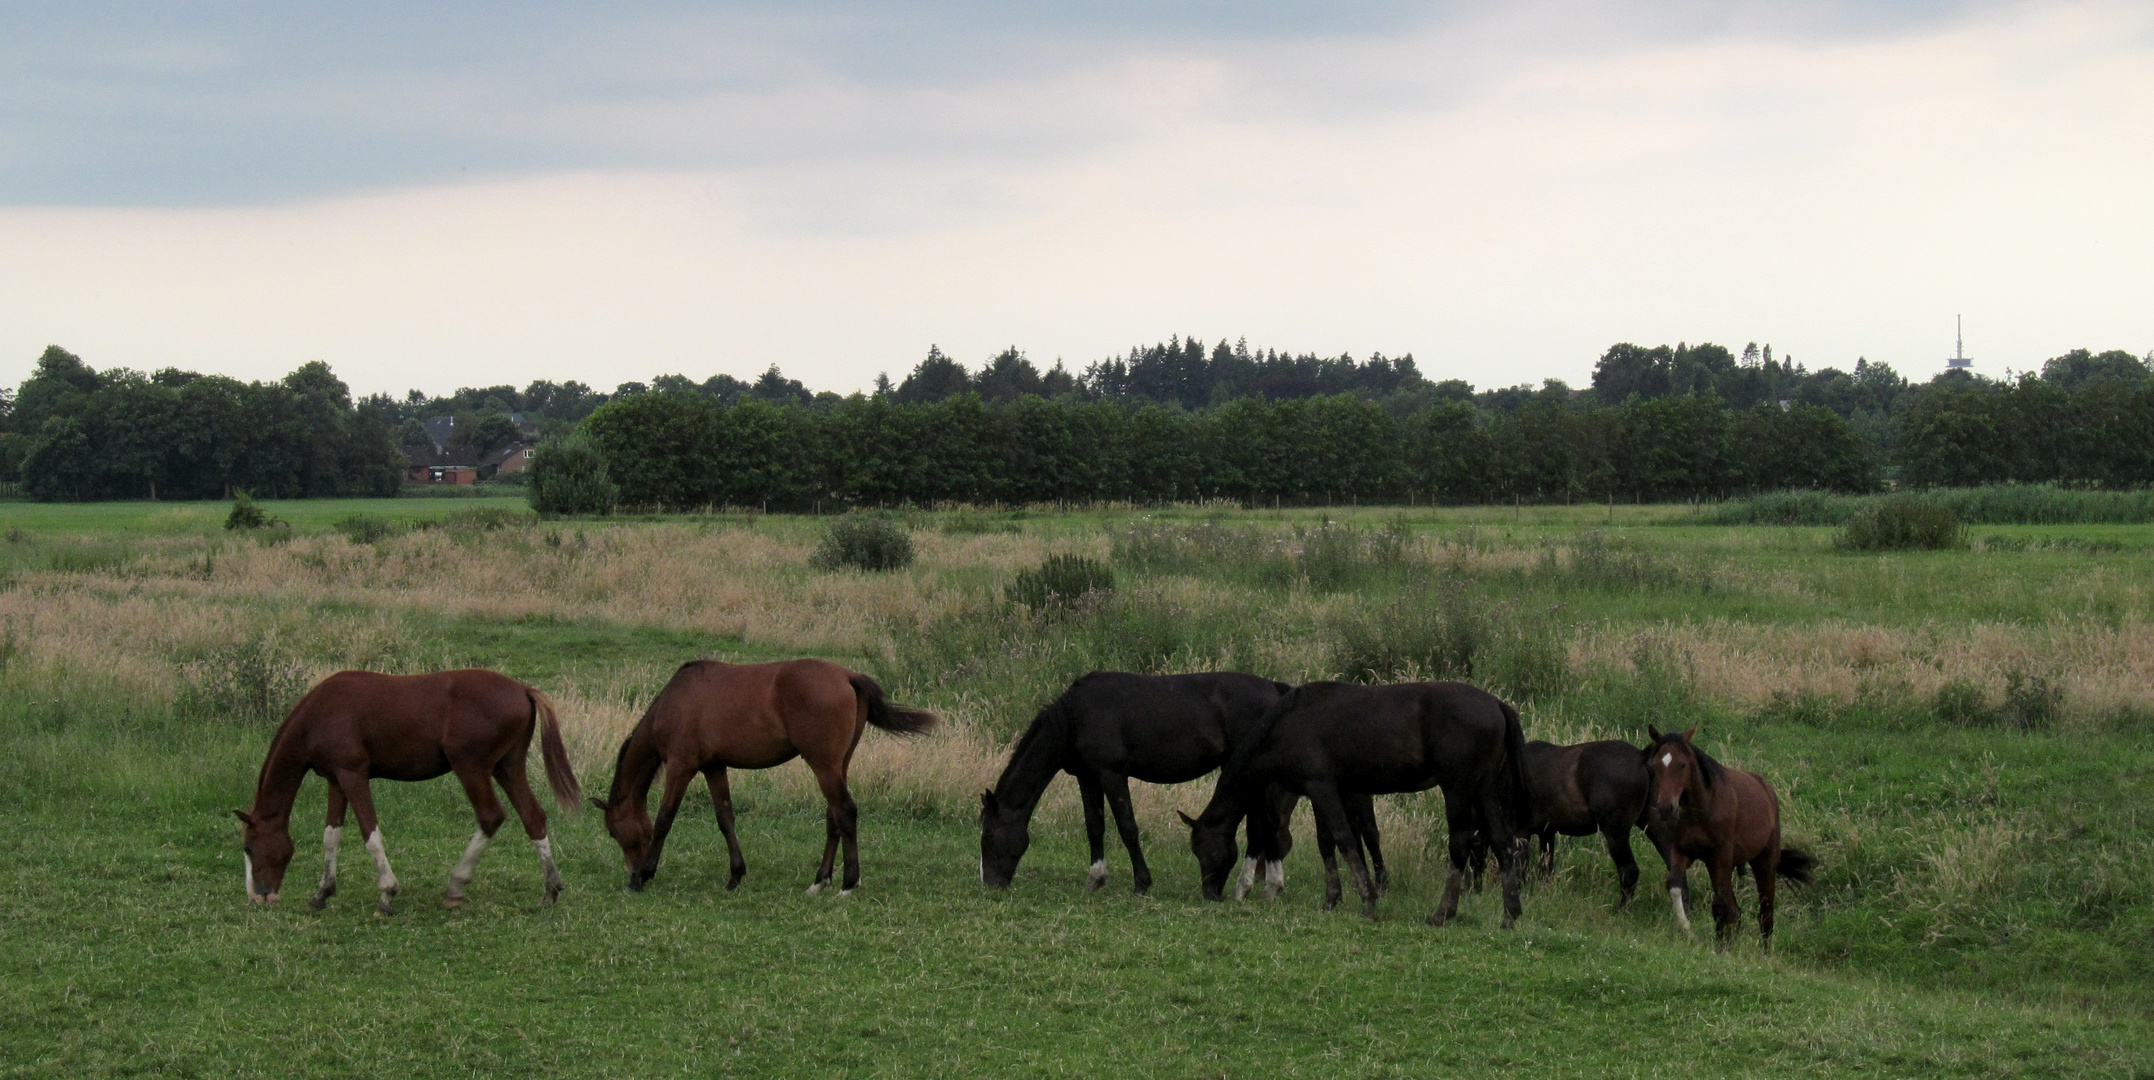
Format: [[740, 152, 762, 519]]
[[1087, 859, 1108, 888], [366, 829, 399, 894], [449, 830, 492, 891], [978, 857, 985, 885], [1264, 859, 1286, 900], [806, 881, 825, 895], [244, 853, 256, 900], [1670, 887, 1693, 933], [1234, 856, 1257, 900], [838, 887, 854, 897], [319, 826, 342, 894], [533, 836, 556, 874]]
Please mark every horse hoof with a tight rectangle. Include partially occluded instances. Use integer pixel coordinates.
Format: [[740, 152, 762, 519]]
[[838, 888, 854, 898], [806, 881, 825, 895], [443, 895, 465, 911], [308, 895, 328, 910]]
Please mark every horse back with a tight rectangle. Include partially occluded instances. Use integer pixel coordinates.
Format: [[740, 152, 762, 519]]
[[1255, 680, 1507, 795], [284, 669, 534, 779], [1060, 671, 1277, 782], [651, 658, 859, 768]]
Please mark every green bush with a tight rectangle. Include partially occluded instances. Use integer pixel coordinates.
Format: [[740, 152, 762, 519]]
[[1836, 497, 1964, 551], [525, 432, 619, 516], [1333, 580, 1572, 700], [1007, 554, 1114, 611], [1933, 680, 1994, 727], [333, 514, 404, 545], [812, 513, 915, 572], [2003, 669, 2064, 731], [224, 492, 268, 531], [176, 638, 312, 723]]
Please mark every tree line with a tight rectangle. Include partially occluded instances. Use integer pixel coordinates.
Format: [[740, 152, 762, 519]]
[[5, 338, 2150, 504]]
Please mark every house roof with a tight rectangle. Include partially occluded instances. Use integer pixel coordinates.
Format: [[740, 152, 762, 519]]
[[404, 444, 480, 469], [479, 442, 533, 468]]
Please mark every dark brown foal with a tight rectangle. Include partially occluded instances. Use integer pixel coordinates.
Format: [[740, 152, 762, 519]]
[[235, 669, 583, 914], [594, 659, 936, 895]]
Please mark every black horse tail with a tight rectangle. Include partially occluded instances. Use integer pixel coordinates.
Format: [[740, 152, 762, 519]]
[[1776, 846, 1817, 886], [1499, 698, 1530, 831], [852, 674, 939, 736]]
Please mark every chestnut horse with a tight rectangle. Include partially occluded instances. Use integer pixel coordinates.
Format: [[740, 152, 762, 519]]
[[234, 669, 582, 914], [594, 659, 937, 895], [1645, 726, 1814, 950]]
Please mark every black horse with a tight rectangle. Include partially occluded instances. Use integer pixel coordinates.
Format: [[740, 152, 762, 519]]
[[979, 671, 1387, 897], [1520, 738, 1670, 907], [1185, 680, 1529, 926]]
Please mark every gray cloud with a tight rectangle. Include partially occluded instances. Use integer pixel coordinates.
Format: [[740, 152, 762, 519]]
[[1, 0, 1994, 206]]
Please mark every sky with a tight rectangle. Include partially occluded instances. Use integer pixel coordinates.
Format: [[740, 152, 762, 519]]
[[1, 0, 2149, 398]]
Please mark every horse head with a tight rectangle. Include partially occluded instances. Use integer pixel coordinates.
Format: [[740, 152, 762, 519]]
[[232, 808, 293, 904], [1181, 804, 1243, 901], [1644, 726, 1706, 827], [590, 795, 657, 890], [978, 789, 1031, 889]]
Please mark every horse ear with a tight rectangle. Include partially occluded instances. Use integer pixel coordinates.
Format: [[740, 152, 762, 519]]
[[1177, 810, 1199, 829], [232, 809, 253, 824], [1647, 725, 1663, 742], [587, 796, 611, 812], [980, 790, 998, 811], [1680, 726, 1696, 743]]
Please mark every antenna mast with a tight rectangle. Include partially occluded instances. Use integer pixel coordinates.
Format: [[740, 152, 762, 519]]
[[1946, 315, 1973, 370]]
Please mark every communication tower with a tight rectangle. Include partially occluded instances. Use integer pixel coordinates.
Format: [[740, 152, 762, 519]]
[[1946, 315, 1973, 370]]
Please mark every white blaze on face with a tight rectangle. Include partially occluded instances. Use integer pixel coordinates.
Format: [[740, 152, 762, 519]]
[[1662, 753, 1673, 767]]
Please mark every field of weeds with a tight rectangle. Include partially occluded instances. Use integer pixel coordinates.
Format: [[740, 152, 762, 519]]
[[3, 497, 2153, 1076]]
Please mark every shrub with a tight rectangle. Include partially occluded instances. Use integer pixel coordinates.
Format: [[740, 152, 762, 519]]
[[1007, 554, 1114, 612], [224, 492, 267, 531], [334, 514, 404, 545], [526, 432, 619, 516], [812, 513, 915, 572], [2002, 668, 2063, 731], [1933, 680, 1994, 727], [177, 638, 312, 723], [1836, 497, 1964, 551], [1334, 580, 1572, 701]]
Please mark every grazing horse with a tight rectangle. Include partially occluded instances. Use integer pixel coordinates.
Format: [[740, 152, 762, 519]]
[[594, 659, 936, 895], [1520, 738, 1671, 907], [234, 669, 582, 914], [1185, 680, 1529, 926], [1645, 727, 1815, 950], [978, 671, 1388, 897]]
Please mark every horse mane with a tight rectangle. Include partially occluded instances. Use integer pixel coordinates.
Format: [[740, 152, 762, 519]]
[[993, 694, 1071, 800], [1649, 731, 1726, 790], [608, 664, 695, 803], [1219, 683, 1298, 793]]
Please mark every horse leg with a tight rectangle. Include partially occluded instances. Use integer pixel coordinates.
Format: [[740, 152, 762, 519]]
[[806, 758, 859, 894], [1345, 793, 1388, 896], [1429, 794, 1477, 927], [310, 783, 347, 909], [335, 771, 399, 916], [1309, 783, 1377, 919], [1099, 772, 1152, 896], [1076, 772, 1109, 891], [1312, 803, 1344, 912], [1664, 848, 1694, 935], [445, 764, 509, 910], [1709, 854, 1740, 950], [1753, 850, 1780, 953], [495, 756, 562, 905], [704, 766, 747, 890], [1480, 791, 1524, 929], [1604, 820, 1641, 910], [634, 759, 699, 891]]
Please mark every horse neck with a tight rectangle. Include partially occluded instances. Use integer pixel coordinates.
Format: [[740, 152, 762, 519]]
[[990, 707, 1068, 816], [608, 724, 665, 814], [249, 723, 310, 825]]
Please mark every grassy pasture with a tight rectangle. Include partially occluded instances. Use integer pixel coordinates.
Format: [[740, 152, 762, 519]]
[[1, 499, 2152, 1076]]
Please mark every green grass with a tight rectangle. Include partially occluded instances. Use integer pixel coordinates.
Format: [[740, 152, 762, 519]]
[[4, 498, 2154, 1075]]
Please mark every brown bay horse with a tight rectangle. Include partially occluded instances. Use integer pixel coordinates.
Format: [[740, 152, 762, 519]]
[[1645, 727, 1815, 950], [234, 669, 582, 914], [594, 659, 937, 895]]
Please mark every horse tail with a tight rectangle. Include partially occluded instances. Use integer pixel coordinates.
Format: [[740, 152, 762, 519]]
[[851, 674, 939, 736], [1499, 697, 1531, 831], [1776, 846, 1817, 886], [529, 689, 583, 812]]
